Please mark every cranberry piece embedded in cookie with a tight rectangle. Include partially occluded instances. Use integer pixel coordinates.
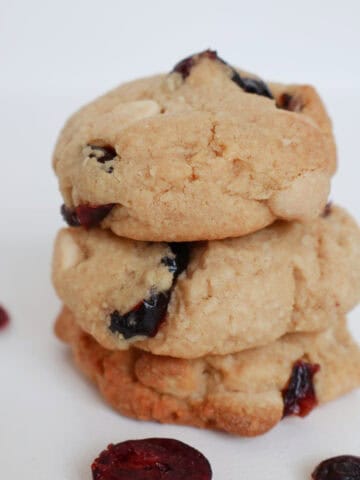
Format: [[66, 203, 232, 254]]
[[87, 144, 117, 163], [61, 204, 81, 227], [312, 455, 360, 480], [109, 291, 171, 339], [277, 93, 304, 112], [172, 49, 218, 78], [76, 204, 115, 227], [172, 49, 273, 99], [231, 71, 274, 99], [109, 244, 190, 340], [241, 77, 273, 99], [0, 305, 10, 330], [61, 203, 115, 228], [282, 360, 320, 417], [161, 242, 191, 278], [91, 438, 212, 480], [321, 202, 332, 218]]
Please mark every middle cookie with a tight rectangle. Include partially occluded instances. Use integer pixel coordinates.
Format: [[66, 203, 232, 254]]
[[52, 206, 360, 358]]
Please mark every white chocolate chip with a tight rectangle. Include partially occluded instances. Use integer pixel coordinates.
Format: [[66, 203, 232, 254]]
[[268, 171, 330, 221], [113, 100, 161, 119], [58, 232, 85, 270], [90, 100, 161, 141]]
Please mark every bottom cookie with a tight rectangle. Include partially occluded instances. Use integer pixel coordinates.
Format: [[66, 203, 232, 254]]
[[56, 307, 360, 436]]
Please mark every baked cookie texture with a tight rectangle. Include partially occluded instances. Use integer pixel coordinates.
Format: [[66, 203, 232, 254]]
[[56, 308, 360, 437], [52, 206, 360, 358], [53, 51, 336, 241]]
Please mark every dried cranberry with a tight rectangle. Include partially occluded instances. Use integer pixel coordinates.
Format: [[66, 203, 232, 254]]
[[61, 204, 81, 227], [172, 49, 218, 78], [172, 49, 273, 99], [282, 360, 320, 417], [0, 305, 10, 330], [161, 242, 190, 278], [91, 438, 212, 480], [61, 203, 115, 228], [88, 144, 117, 164], [312, 455, 360, 480], [321, 202, 332, 218], [76, 204, 115, 227], [109, 291, 171, 339], [277, 93, 303, 112], [109, 243, 190, 339], [231, 71, 273, 99]]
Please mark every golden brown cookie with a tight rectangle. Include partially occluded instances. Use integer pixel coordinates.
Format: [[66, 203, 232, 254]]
[[52, 206, 360, 358], [56, 308, 360, 437], [54, 50, 336, 241]]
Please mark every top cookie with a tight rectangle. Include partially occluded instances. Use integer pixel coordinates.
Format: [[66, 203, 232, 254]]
[[54, 50, 336, 241]]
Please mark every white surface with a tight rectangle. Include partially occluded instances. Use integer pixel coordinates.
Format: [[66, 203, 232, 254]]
[[1, 1, 360, 478]]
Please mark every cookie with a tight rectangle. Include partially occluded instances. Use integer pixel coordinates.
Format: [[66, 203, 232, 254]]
[[56, 308, 360, 437], [53, 50, 336, 241], [52, 206, 360, 358]]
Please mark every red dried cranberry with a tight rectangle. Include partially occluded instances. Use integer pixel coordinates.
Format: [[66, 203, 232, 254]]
[[277, 92, 303, 112], [282, 360, 320, 417], [109, 244, 191, 339], [172, 49, 273, 99], [0, 305, 10, 330], [88, 144, 117, 164], [76, 204, 115, 227], [321, 202, 332, 218], [61, 204, 81, 227], [91, 438, 212, 480], [109, 291, 170, 339], [172, 49, 218, 78], [61, 203, 115, 228], [312, 455, 360, 480], [161, 242, 190, 278]]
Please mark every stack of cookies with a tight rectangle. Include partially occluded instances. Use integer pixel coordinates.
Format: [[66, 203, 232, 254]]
[[52, 51, 360, 436]]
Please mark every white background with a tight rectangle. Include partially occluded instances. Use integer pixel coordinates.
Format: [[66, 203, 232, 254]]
[[1, 1, 360, 478]]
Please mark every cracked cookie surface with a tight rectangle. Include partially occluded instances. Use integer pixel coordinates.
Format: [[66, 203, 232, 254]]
[[55, 309, 360, 437], [52, 206, 360, 358], [53, 51, 336, 241]]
